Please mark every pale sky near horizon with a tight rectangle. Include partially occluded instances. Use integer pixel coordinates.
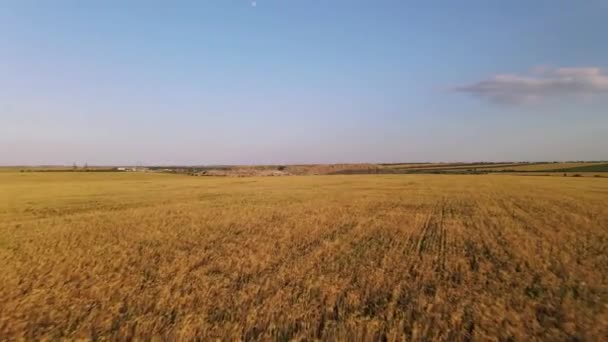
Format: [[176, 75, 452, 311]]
[[2, 0, 607, 165]]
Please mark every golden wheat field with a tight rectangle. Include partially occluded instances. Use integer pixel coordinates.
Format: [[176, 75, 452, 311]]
[[1, 172, 607, 340]]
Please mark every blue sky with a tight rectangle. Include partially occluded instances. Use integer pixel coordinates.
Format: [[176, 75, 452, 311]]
[[1, 0, 607, 165]]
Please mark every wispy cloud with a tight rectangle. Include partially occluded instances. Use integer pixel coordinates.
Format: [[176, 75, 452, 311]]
[[453, 67, 608, 104]]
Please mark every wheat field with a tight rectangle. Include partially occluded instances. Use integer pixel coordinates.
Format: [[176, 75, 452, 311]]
[[1, 172, 607, 340]]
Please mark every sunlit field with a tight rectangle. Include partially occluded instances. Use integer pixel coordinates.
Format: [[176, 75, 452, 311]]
[[1, 172, 607, 340]]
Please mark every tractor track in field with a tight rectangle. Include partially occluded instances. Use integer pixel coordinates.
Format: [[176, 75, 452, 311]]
[[405, 200, 449, 274]]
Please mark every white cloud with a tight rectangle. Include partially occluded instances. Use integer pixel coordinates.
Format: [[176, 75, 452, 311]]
[[453, 66, 608, 104]]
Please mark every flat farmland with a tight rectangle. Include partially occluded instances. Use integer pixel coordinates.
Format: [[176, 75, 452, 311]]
[[480, 162, 608, 172], [1, 172, 607, 340]]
